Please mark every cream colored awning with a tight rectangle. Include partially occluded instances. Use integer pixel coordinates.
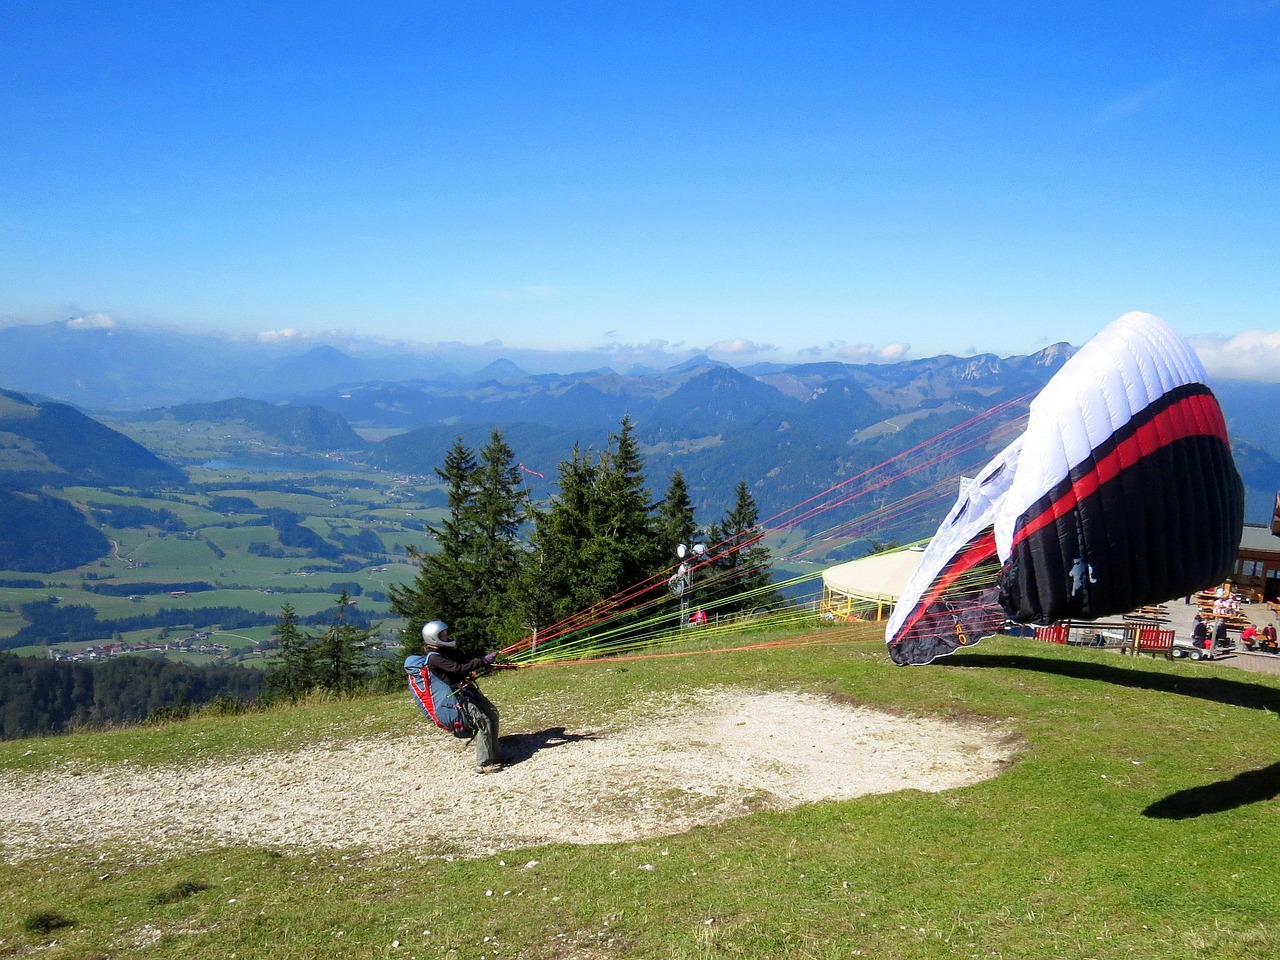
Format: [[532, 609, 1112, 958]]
[[821, 547, 925, 604]]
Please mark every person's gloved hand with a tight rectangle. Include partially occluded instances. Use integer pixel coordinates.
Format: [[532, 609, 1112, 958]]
[[484, 652, 498, 665]]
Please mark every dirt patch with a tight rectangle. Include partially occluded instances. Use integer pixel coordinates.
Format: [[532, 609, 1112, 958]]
[[0, 689, 1017, 863]]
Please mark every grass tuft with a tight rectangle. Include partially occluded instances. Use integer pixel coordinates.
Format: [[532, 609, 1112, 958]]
[[23, 909, 74, 934], [149, 879, 212, 905]]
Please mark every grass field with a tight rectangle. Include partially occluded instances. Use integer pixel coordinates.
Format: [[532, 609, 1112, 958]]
[[0, 461, 443, 655], [2, 629, 1278, 959]]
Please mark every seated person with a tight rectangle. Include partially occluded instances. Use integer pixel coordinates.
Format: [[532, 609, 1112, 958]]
[[1241, 623, 1258, 650], [1191, 615, 1209, 649], [1213, 618, 1230, 649], [1260, 624, 1278, 652]]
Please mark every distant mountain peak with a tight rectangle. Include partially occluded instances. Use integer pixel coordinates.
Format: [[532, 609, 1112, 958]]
[[1032, 342, 1074, 367], [469, 358, 528, 383], [302, 344, 353, 361], [664, 354, 729, 374], [958, 356, 1004, 380]]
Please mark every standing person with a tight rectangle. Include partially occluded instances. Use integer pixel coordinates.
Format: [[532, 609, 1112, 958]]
[[1213, 617, 1230, 651], [405, 620, 506, 773]]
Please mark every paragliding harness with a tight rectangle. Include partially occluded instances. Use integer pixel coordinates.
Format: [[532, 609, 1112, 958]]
[[405, 651, 484, 739]]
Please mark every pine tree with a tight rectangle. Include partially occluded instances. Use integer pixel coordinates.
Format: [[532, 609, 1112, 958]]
[[389, 431, 529, 659], [313, 591, 372, 696], [517, 417, 666, 642], [654, 468, 698, 556], [389, 438, 478, 658], [472, 430, 531, 645], [265, 602, 313, 702], [705, 480, 782, 616], [591, 416, 660, 597], [518, 445, 600, 631]]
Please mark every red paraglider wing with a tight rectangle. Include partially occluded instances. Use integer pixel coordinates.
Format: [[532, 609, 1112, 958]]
[[888, 313, 1244, 666]]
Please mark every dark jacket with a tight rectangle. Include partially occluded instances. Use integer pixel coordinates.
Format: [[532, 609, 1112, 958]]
[[423, 648, 489, 687]]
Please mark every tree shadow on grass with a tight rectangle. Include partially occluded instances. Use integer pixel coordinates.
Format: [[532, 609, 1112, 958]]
[[1142, 762, 1280, 819], [939, 652, 1280, 713], [938, 652, 1280, 818], [499, 727, 601, 767]]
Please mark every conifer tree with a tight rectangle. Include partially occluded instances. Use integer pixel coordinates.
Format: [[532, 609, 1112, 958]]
[[654, 468, 698, 556], [517, 417, 664, 640], [517, 445, 600, 629], [389, 438, 478, 658], [705, 480, 782, 616], [389, 431, 529, 659], [313, 591, 372, 696], [590, 416, 660, 596], [265, 601, 313, 702], [472, 430, 531, 645]]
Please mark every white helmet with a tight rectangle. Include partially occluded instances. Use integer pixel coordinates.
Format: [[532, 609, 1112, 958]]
[[421, 620, 455, 648]]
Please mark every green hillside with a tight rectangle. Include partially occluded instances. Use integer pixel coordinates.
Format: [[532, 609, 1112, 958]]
[[0, 489, 110, 573], [0, 469, 440, 657], [2, 630, 1278, 958], [0, 389, 185, 489], [127, 396, 368, 453]]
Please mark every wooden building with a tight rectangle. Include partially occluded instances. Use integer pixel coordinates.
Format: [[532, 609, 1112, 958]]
[[1233, 521, 1280, 603]]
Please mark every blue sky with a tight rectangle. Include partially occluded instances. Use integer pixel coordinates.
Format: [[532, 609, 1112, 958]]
[[2, 1, 1278, 375]]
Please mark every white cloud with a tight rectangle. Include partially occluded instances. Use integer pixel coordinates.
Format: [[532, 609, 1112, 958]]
[[1190, 330, 1280, 383], [592, 339, 690, 369], [706, 338, 775, 357], [66, 312, 116, 330], [257, 328, 307, 342], [833, 341, 911, 363]]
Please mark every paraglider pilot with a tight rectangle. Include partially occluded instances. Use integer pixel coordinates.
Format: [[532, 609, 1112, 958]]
[[405, 620, 505, 773]]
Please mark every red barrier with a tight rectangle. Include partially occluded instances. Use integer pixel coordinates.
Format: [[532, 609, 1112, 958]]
[[1036, 624, 1069, 644]]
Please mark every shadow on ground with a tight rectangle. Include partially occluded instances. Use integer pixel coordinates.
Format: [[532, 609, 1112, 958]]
[[499, 726, 601, 766], [941, 652, 1280, 712], [940, 652, 1280, 819], [1142, 762, 1280, 819]]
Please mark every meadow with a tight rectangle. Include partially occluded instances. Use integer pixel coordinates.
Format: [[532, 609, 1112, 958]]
[[2, 626, 1277, 959], [0, 464, 442, 658]]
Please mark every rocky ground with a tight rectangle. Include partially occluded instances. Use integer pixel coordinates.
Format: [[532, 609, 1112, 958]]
[[0, 689, 1017, 864]]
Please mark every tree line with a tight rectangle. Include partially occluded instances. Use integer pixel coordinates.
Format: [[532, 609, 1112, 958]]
[[386, 416, 781, 660], [1, 592, 392, 740], [0, 597, 378, 653], [262, 595, 395, 704], [0, 489, 110, 572], [0, 650, 265, 740]]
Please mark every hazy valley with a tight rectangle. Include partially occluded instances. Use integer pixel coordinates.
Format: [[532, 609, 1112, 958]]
[[2, 319, 1278, 675]]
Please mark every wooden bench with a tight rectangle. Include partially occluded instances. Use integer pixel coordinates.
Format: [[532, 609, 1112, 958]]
[[1124, 626, 1175, 659], [1036, 622, 1128, 650]]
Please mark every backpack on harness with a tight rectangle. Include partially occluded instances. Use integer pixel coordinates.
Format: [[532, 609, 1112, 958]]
[[405, 652, 473, 737]]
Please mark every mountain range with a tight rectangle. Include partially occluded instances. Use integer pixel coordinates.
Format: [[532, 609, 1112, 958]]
[[1, 319, 1278, 576]]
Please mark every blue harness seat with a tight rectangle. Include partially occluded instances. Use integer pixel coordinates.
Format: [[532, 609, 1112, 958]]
[[405, 652, 472, 737]]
